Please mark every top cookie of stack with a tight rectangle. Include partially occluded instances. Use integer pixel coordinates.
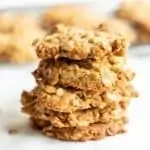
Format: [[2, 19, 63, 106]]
[[35, 24, 127, 60]]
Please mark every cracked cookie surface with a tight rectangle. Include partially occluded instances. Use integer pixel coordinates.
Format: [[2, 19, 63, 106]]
[[22, 97, 127, 128], [31, 117, 127, 141], [34, 24, 127, 60], [21, 82, 136, 113], [33, 58, 135, 91]]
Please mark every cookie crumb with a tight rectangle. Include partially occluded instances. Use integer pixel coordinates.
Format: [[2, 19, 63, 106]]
[[8, 128, 19, 135]]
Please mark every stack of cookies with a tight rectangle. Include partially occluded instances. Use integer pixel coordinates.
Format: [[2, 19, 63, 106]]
[[21, 24, 137, 141]]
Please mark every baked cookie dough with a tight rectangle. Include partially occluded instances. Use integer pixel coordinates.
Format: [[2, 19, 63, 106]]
[[33, 58, 134, 91], [34, 24, 127, 60], [117, 0, 150, 31], [116, 0, 150, 44], [97, 18, 137, 44], [23, 102, 126, 127], [31, 117, 127, 141], [41, 4, 101, 30], [21, 83, 136, 113], [0, 13, 45, 63]]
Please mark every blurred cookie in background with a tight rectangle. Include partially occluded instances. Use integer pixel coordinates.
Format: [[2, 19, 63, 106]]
[[136, 27, 150, 44], [41, 4, 101, 30], [0, 12, 15, 33], [116, 0, 150, 44], [0, 13, 45, 63], [41, 4, 138, 46], [97, 18, 137, 45]]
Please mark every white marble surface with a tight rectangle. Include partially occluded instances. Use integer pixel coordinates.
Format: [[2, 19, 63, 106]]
[[0, 0, 120, 9]]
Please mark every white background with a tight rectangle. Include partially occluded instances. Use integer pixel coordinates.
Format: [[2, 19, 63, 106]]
[[0, 0, 118, 8]]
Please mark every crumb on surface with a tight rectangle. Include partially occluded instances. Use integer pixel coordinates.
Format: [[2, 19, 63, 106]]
[[8, 128, 19, 135]]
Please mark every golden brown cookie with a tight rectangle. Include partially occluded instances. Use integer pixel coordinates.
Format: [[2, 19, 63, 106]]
[[22, 97, 127, 128], [41, 5, 101, 30], [117, 0, 150, 32], [0, 34, 11, 61], [0, 12, 15, 33], [97, 18, 137, 44], [0, 13, 45, 63], [21, 81, 137, 113], [116, 0, 150, 44], [34, 24, 127, 60], [135, 27, 150, 44], [31, 117, 126, 141], [33, 58, 135, 91]]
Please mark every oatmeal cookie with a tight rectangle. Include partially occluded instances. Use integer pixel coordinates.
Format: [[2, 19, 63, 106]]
[[21, 81, 136, 113], [0, 12, 15, 33], [116, 0, 150, 44], [22, 100, 127, 128], [0, 13, 45, 63], [0, 34, 11, 61], [31, 117, 126, 141], [117, 0, 150, 32], [33, 58, 135, 91], [135, 27, 150, 44], [34, 24, 127, 60], [97, 18, 136, 44], [41, 5, 101, 29]]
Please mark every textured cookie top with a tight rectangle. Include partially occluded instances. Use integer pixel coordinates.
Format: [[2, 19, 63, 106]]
[[34, 24, 127, 60]]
